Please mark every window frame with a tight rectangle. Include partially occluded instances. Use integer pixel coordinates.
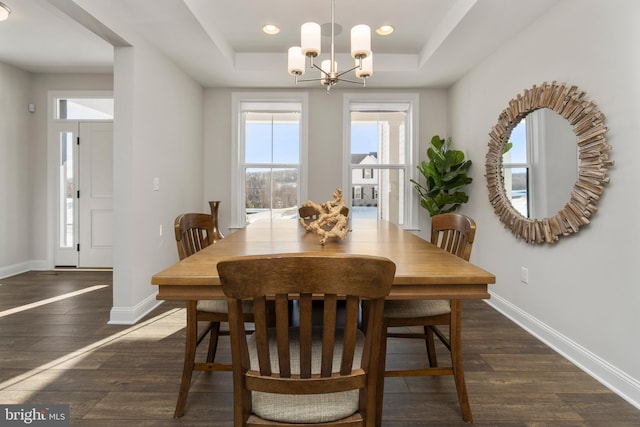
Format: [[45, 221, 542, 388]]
[[231, 92, 309, 228], [502, 117, 534, 218], [342, 93, 420, 230], [353, 186, 362, 200]]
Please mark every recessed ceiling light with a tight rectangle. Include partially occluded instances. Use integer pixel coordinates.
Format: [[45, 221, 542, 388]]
[[0, 2, 11, 22], [262, 24, 280, 35], [376, 25, 394, 36]]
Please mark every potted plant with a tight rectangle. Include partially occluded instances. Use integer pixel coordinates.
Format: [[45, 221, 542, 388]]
[[411, 135, 473, 216]]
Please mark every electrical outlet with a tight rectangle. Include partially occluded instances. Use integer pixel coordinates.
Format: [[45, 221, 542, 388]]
[[520, 267, 529, 284]]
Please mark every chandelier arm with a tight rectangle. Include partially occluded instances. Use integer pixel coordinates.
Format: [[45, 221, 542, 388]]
[[333, 78, 365, 86], [311, 62, 330, 77], [295, 77, 327, 83], [335, 64, 363, 78]]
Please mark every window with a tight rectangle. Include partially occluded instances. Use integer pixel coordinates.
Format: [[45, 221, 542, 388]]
[[502, 118, 530, 217], [232, 93, 308, 227], [353, 186, 362, 199], [59, 132, 75, 248], [55, 97, 113, 120], [344, 94, 419, 229]]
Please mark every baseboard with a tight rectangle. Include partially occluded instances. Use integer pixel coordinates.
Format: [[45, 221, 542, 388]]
[[108, 292, 164, 325], [0, 260, 49, 280], [485, 291, 640, 410]]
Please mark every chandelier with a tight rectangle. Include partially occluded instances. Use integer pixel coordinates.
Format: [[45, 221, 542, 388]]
[[287, 0, 373, 93]]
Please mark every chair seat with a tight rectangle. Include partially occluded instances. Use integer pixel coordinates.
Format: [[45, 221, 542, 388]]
[[384, 299, 451, 318], [248, 327, 364, 424], [195, 299, 228, 313], [196, 299, 253, 313]]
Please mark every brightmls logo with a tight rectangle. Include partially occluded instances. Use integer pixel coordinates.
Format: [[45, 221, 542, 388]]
[[0, 405, 69, 426]]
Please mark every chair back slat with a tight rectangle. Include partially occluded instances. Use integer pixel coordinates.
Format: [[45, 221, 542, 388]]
[[274, 295, 291, 378], [321, 294, 338, 377], [218, 253, 395, 425], [252, 297, 272, 376], [299, 293, 313, 378], [339, 296, 360, 376], [431, 213, 476, 261]]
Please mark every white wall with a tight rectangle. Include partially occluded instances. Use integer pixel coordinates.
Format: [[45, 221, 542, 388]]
[[203, 87, 448, 238], [449, 0, 640, 407], [109, 41, 204, 324], [0, 63, 32, 277]]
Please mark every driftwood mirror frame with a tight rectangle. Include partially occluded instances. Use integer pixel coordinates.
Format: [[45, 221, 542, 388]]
[[486, 82, 613, 244]]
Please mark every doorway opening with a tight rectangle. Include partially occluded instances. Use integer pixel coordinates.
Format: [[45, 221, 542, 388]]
[[49, 93, 114, 268]]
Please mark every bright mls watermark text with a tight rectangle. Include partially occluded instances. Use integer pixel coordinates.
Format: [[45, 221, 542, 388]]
[[1, 405, 69, 426]]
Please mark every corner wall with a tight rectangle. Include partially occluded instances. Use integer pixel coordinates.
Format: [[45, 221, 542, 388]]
[[0, 63, 32, 277], [449, 0, 640, 407]]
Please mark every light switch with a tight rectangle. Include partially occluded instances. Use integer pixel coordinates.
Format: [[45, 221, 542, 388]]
[[153, 177, 160, 191]]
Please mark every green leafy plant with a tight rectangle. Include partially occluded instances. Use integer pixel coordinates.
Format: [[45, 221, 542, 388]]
[[411, 135, 473, 216]]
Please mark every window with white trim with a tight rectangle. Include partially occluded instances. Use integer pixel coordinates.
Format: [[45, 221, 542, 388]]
[[232, 93, 308, 227], [344, 94, 419, 229], [502, 118, 530, 218]]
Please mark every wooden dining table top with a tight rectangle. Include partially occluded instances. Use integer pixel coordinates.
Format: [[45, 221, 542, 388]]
[[151, 218, 495, 301]]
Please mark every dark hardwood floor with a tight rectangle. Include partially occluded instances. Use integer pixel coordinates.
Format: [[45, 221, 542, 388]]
[[0, 270, 638, 426]]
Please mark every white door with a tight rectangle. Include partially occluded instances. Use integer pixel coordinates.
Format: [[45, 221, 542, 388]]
[[53, 122, 113, 267], [78, 122, 113, 267]]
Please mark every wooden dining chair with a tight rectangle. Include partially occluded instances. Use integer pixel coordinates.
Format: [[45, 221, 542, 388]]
[[380, 213, 477, 423], [218, 253, 395, 426], [173, 213, 254, 418]]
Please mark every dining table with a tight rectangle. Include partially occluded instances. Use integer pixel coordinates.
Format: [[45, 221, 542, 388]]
[[151, 218, 496, 424], [152, 218, 495, 300]]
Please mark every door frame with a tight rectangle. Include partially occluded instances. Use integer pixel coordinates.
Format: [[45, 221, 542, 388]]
[[47, 90, 114, 269]]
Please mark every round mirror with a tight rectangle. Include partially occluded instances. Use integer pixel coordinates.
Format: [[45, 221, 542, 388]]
[[486, 82, 613, 244]]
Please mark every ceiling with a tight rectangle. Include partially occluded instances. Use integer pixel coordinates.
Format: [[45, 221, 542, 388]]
[[0, 0, 559, 88]]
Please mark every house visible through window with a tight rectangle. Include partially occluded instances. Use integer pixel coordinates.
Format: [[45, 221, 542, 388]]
[[346, 95, 418, 228]]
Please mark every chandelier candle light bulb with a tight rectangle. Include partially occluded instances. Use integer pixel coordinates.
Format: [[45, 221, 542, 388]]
[[350, 24, 372, 59], [301, 22, 321, 57], [355, 55, 373, 78], [288, 47, 305, 76], [321, 59, 337, 85]]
